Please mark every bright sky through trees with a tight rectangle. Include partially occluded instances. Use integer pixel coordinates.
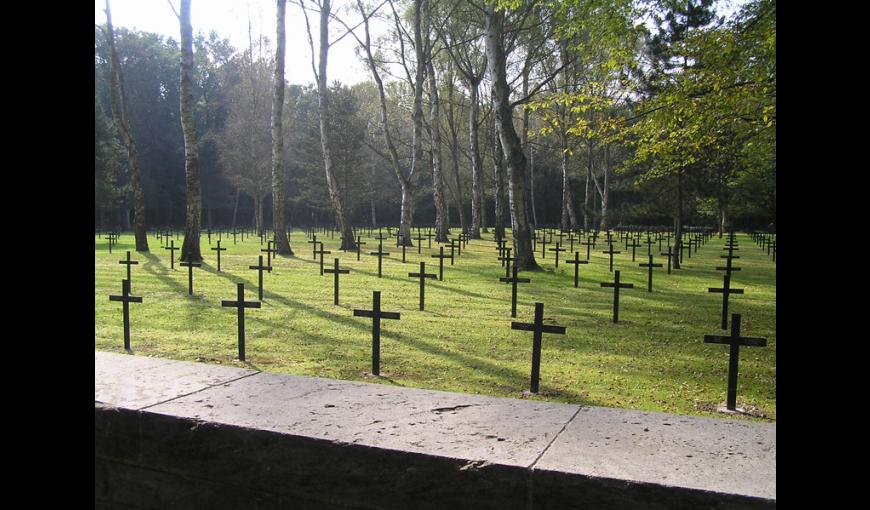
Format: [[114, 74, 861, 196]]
[[94, 0, 374, 86]]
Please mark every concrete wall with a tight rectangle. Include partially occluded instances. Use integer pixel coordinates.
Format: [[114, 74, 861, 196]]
[[95, 352, 776, 509]]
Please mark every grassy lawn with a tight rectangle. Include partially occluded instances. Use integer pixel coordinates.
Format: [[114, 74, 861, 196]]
[[95, 229, 776, 421]]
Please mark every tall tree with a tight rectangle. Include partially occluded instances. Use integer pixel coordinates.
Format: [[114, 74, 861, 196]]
[[271, 0, 294, 254], [303, 0, 357, 250], [484, 4, 537, 270], [104, 0, 149, 251], [174, 0, 203, 262]]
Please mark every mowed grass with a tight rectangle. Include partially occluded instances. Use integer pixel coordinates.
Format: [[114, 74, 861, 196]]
[[95, 230, 776, 421]]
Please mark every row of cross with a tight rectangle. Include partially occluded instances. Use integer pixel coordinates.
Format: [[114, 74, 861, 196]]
[[106, 229, 769, 408]]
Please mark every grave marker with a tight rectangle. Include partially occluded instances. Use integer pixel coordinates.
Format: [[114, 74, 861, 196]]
[[221, 282, 261, 361], [704, 314, 767, 411], [548, 242, 566, 268], [118, 251, 139, 285], [602, 243, 621, 272], [109, 279, 142, 351], [708, 273, 744, 330], [408, 262, 437, 310], [500, 264, 531, 318], [600, 270, 634, 323], [431, 246, 452, 281], [370, 240, 391, 278], [164, 240, 179, 269], [638, 255, 663, 292], [315, 242, 332, 276], [511, 302, 566, 394], [324, 258, 350, 305], [566, 251, 588, 288], [179, 260, 202, 295], [353, 291, 400, 376], [248, 255, 272, 300], [211, 240, 227, 272]]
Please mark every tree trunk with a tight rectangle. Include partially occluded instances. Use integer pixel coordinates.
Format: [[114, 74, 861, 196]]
[[426, 59, 450, 243], [357, 0, 414, 242], [673, 169, 683, 270], [370, 195, 377, 228], [469, 80, 483, 238], [179, 0, 202, 262], [599, 144, 609, 230], [559, 133, 578, 232], [521, 66, 537, 231], [105, 0, 149, 251], [445, 65, 466, 233], [491, 114, 506, 241], [231, 186, 240, 230], [271, 0, 293, 254], [315, 0, 355, 251], [718, 199, 726, 237], [485, 7, 537, 270]]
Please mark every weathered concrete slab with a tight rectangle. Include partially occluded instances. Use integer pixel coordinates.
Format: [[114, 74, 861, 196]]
[[95, 352, 776, 509], [146, 370, 579, 467], [94, 351, 258, 410], [533, 407, 776, 503]]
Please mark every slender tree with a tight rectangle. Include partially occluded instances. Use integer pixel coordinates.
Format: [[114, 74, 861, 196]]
[[104, 0, 149, 251], [271, 0, 294, 254], [173, 0, 203, 262]]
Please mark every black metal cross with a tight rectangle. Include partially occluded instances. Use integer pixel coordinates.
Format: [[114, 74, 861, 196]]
[[119, 251, 139, 284], [499, 247, 514, 278], [448, 239, 458, 264], [315, 242, 332, 276], [355, 235, 367, 261], [353, 291, 400, 376], [408, 262, 437, 310], [708, 273, 744, 330], [511, 302, 566, 394], [704, 314, 767, 411], [602, 243, 621, 272], [248, 255, 272, 300], [600, 270, 634, 323], [582, 237, 595, 261], [548, 242, 566, 268], [164, 240, 179, 269], [179, 260, 202, 295], [308, 234, 319, 259], [370, 240, 391, 277], [261, 240, 277, 273], [716, 254, 741, 278], [109, 279, 142, 351], [425, 229, 435, 248], [211, 240, 227, 272], [221, 282, 261, 361], [638, 255, 663, 292], [323, 258, 350, 305], [539, 235, 549, 259], [566, 251, 588, 288], [452, 237, 462, 258], [430, 246, 452, 281], [414, 231, 425, 253], [627, 239, 642, 262], [500, 264, 531, 318], [661, 245, 674, 274]]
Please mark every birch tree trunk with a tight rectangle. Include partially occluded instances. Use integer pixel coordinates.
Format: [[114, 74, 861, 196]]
[[445, 69, 466, 232], [599, 144, 610, 231], [315, 0, 356, 251], [426, 58, 450, 242], [485, 7, 537, 270], [584, 141, 592, 231], [179, 0, 203, 262], [105, 0, 149, 252], [271, 0, 293, 254], [491, 113, 506, 241], [469, 80, 484, 238]]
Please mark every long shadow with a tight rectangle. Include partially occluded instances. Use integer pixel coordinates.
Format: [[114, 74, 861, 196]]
[[200, 263, 375, 337], [139, 253, 214, 327]]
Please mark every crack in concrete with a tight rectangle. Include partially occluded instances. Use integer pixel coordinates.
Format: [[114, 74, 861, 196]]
[[430, 404, 476, 414], [528, 406, 582, 471], [139, 371, 262, 411]]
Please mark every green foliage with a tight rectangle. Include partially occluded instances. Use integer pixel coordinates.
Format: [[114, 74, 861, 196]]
[[95, 97, 127, 210]]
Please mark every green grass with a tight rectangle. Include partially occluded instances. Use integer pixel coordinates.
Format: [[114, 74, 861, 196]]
[[95, 230, 776, 421]]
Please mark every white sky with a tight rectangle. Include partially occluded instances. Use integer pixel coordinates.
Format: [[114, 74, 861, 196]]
[[95, 0, 374, 86]]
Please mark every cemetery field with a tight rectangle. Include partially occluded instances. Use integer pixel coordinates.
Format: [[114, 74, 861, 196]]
[[95, 230, 776, 421]]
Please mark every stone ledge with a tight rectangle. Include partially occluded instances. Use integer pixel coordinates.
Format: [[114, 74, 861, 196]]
[[95, 351, 775, 509]]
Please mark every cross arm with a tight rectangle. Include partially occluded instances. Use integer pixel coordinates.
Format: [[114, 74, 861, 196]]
[[704, 335, 767, 347]]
